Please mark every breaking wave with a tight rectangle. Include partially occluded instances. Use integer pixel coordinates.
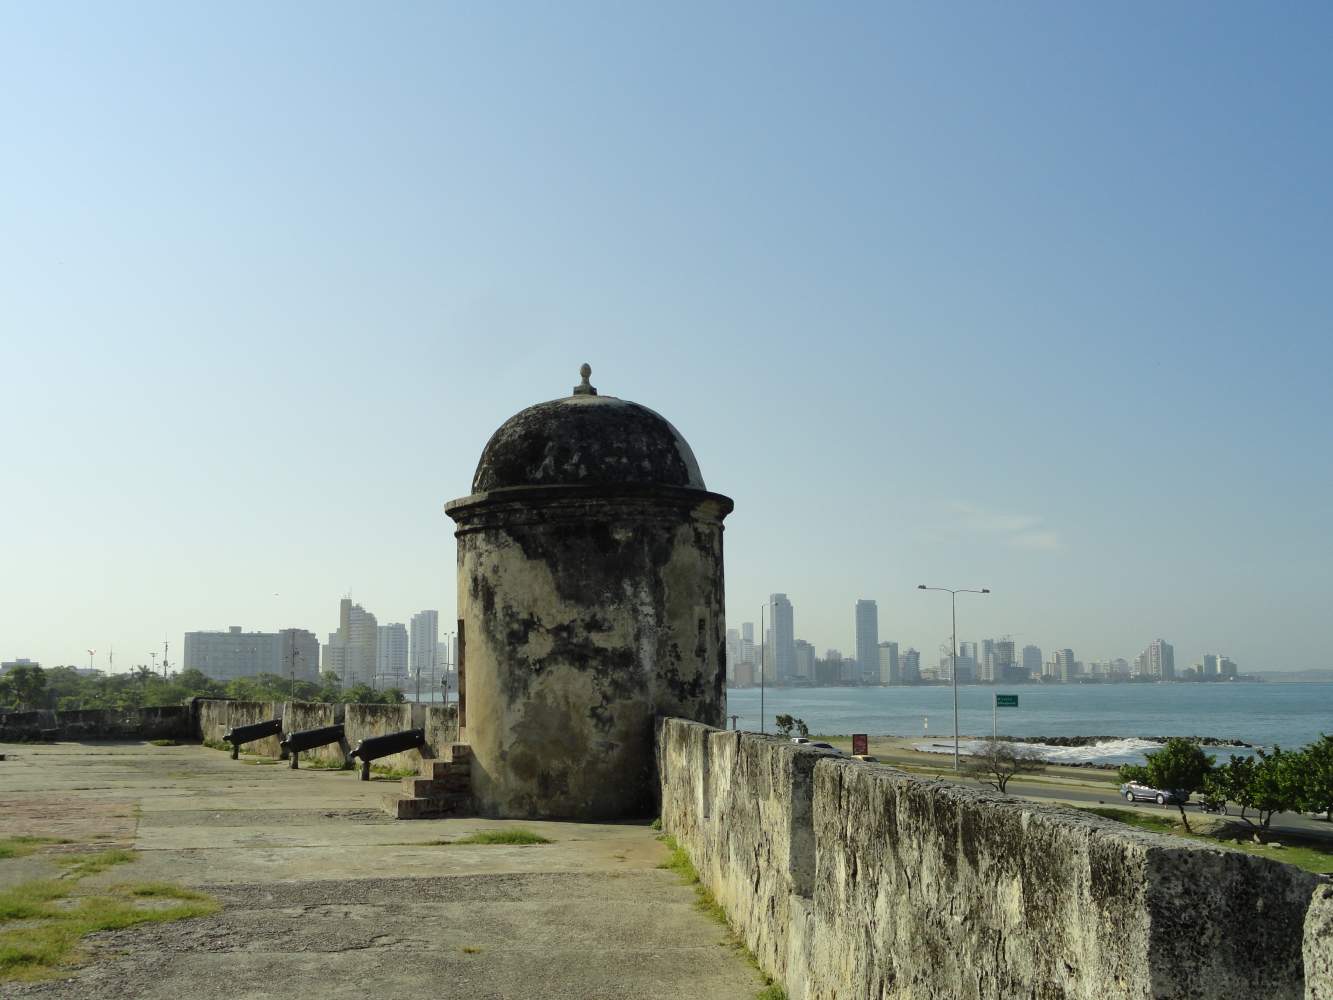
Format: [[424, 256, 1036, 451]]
[[908, 737, 1255, 767]]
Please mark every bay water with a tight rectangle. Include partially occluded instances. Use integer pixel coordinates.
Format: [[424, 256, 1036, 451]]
[[723, 682, 1333, 765]]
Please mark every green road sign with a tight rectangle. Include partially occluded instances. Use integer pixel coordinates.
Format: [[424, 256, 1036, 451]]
[[995, 694, 1019, 708]]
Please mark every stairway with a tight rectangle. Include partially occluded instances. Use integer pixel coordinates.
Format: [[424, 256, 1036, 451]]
[[382, 742, 473, 819]]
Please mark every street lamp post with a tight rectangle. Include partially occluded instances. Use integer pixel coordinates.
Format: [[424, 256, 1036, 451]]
[[759, 602, 766, 735], [917, 585, 990, 771]]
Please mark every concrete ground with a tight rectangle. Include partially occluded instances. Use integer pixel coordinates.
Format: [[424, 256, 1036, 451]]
[[0, 741, 767, 999]]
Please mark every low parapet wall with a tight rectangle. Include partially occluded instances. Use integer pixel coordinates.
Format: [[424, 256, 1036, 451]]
[[0, 706, 192, 742], [658, 718, 1331, 1000], [191, 699, 458, 766]]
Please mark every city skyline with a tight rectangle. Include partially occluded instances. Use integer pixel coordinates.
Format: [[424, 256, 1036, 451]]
[[726, 594, 1251, 685], [3, 6, 1331, 675]]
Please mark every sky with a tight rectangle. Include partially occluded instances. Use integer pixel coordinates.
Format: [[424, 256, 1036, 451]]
[[2, 3, 1331, 676]]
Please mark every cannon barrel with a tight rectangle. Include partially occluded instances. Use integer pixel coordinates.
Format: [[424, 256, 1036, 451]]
[[222, 718, 283, 759], [280, 724, 345, 768], [348, 728, 424, 779]]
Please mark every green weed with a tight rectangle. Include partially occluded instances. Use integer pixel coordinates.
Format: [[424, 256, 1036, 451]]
[[0, 851, 218, 982], [0, 836, 71, 860], [53, 850, 135, 878], [657, 835, 784, 999], [452, 829, 551, 846], [370, 764, 417, 780], [301, 757, 353, 770], [147, 739, 180, 747]]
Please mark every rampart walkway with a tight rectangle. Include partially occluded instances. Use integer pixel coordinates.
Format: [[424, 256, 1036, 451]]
[[0, 741, 765, 999]]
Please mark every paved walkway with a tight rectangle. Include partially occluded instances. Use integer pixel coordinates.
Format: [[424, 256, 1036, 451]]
[[1, 741, 764, 999]]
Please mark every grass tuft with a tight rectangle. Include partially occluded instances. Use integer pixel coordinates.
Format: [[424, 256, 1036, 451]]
[[370, 764, 418, 780], [452, 829, 551, 846], [0, 837, 72, 860], [0, 882, 68, 921], [301, 757, 354, 770], [657, 835, 787, 1000], [147, 739, 180, 747], [0, 852, 219, 982], [53, 850, 136, 879]]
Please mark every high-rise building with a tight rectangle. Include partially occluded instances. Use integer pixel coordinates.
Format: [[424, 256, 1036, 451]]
[[768, 594, 795, 685], [324, 598, 378, 687], [979, 638, 996, 682], [854, 599, 879, 685], [725, 628, 741, 684], [1054, 648, 1076, 683], [375, 623, 409, 689], [741, 622, 754, 644], [409, 610, 439, 689], [184, 626, 319, 683], [1202, 653, 1219, 679], [878, 641, 899, 685], [993, 639, 1016, 684], [901, 648, 921, 684], [1146, 639, 1175, 681], [1021, 645, 1043, 679], [1219, 656, 1238, 679], [793, 640, 815, 683]]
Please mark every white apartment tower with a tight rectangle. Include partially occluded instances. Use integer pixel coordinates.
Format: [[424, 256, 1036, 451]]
[[878, 641, 899, 685], [376, 623, 409, 689], [324, 598, 378, 687], [410, 610, 439, 685]]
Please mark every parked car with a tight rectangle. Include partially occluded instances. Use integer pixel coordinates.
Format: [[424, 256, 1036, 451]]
[[851, 754, 879, 763], [807, 741, 845, 755], [790, 737, 810, 744], [1120, 781, 1190, 806]]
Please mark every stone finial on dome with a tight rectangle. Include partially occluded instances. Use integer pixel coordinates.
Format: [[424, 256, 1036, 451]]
[[573, 362, 597, 396]]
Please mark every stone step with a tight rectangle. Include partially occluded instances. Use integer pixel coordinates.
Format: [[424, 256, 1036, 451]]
[[403, 773, 470, 797], [419, 757, 470, 780], [382, 792, 472, 820], [442, 742, 471, 764]]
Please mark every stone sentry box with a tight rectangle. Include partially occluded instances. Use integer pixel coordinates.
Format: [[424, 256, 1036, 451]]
[[446, 364, 733, 820]]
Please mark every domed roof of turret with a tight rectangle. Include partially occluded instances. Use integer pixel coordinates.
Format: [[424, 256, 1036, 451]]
[[470, 364, 706, 493]]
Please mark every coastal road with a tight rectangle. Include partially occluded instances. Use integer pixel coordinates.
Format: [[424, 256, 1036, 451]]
[[999, 775, 1333, 841]]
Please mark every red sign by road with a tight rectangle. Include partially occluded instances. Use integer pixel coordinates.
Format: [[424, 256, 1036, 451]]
[[852, 733, 868, 756]]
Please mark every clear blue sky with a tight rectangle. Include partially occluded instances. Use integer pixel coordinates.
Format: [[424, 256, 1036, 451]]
[[3, 3, 1330, 674]]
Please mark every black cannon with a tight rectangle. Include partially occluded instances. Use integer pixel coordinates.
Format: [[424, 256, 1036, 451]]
[[280, 724, 345, 769], [222, 718, 283, 760], [348, 728, 424, 780]]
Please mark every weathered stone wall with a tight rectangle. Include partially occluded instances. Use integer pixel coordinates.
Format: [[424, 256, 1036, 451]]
[[281, 701, 346, 765], [422, 703, 459, 759], [0, 707, 192, 742], [1308, 883, 1333, 1000], [196, 700, 283, 757], [659, 718, 1330, 1000], [452, 491, 729, 820], [344, 703, 420, 771]]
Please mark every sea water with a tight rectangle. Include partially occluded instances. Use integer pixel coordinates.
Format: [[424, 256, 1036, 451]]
[[723, 682, 1333, 765]]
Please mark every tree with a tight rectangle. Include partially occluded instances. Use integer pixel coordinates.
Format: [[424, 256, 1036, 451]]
[[773, 715, 809, 739], [1231, 747, 1302, 838], [1142, 738, 1214, 832], [0, 664, 48, 711], [964, 738, 1042, 794], [1298, 735, 1333, 822]]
